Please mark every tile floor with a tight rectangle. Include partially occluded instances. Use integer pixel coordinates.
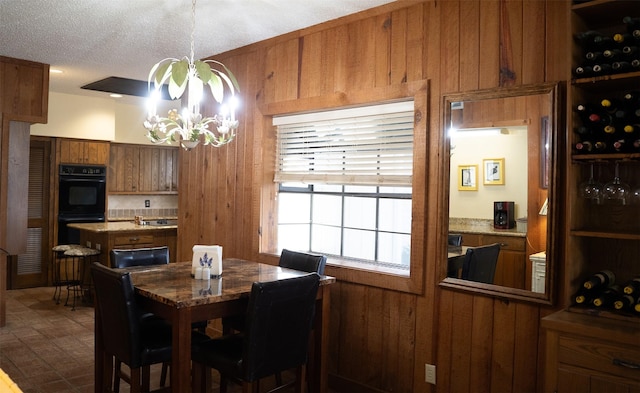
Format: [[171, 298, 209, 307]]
[[0, 286, 315, 393]]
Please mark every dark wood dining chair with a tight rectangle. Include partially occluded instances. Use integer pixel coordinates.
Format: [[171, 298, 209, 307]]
[[192, 273, 321, 393], [461, 243, 501, 284], [110, 246, 207, 387], [110, 246, 170, 268], [222, 249, 326, 334], [90, 262, 174, 393]]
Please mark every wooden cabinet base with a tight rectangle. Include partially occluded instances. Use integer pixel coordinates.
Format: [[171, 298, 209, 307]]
[[542, 310, 640, 393]]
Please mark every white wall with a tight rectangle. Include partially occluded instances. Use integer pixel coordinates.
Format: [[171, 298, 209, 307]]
[[31, 91, 178, 146], [449, 127, 528, 220], [31, 92, 115, 140]]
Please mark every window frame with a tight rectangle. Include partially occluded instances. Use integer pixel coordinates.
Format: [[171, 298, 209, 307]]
[[259, 81, 429, 295]]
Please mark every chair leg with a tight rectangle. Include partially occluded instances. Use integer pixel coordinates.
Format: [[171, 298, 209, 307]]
[[141, 365, 151, 392], [160, 362, 169, 387], [113, 359, 122, 393], [130, 367, 142, 393]]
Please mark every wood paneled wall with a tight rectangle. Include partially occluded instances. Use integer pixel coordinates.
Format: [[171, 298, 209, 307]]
[[177, 1, 570, 392]]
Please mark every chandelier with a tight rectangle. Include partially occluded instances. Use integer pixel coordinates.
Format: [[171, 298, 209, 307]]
[[143, 0, 240, 150]]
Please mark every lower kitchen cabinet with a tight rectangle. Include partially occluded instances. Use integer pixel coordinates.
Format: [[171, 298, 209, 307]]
[[542, 310, 640, 393], [78, 228, 177, 267]]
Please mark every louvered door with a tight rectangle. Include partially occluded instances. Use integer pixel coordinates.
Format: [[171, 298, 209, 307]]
[[9, 139, 51, 288]]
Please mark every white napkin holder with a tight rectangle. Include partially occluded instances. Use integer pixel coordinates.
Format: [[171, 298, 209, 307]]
[[192, 245, 223, 278]]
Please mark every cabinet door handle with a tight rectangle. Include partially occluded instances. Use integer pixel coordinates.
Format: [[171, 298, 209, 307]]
[[613, 358, 640, 369], [129, 237, 139, 242], [500, 243, 509, 247]]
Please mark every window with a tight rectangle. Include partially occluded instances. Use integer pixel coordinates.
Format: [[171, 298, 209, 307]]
[[274, 101, 414, 273]]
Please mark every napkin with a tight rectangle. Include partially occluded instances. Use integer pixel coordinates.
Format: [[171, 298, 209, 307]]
[[192, 245, 223, 277]]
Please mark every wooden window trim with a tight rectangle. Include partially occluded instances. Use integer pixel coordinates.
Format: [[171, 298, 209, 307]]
[[259, 80, 429, 295]]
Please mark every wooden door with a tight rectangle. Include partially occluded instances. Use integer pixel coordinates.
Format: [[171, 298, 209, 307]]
[[9, 138, 51, 288]]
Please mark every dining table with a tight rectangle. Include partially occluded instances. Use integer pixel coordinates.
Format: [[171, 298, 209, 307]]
[[94, 258, 336, 393]]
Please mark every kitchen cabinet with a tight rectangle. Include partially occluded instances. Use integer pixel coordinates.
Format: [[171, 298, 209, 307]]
[[58, 139, 110, 165], [461, 233, 526, 289], [0, 56, 49, 122], [108, 143, 178, 194]]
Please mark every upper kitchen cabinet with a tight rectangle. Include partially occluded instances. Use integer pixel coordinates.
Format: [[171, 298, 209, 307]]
[[58, 139, 110, 165], [108, 143, 178, 194], [0, 56, 49, 123]]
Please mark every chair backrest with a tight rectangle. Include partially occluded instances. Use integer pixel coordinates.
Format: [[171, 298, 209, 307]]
[[242, 273, 320, 382], [448, 234, 463, 246], [110, 246, 169, 268], [90, 262, 143, 367], [278, 249, 327, 275], [461, 243, 501, 284]]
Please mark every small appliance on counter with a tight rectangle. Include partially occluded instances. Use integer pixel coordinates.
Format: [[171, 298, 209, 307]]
[[494, 201, 515, 229]]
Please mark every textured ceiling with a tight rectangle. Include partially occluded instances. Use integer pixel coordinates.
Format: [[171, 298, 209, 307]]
[[0, 0, 394, 101]]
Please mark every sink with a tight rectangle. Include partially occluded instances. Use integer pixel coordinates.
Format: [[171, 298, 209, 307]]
[[141, 219, 177, 226]]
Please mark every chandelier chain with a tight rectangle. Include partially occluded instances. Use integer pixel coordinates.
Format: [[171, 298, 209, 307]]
[[190, 0, 196, 63]]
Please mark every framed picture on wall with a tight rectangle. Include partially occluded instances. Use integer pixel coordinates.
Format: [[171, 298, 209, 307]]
[[458, 165, 477, 191], [483, 158, 504, 185]]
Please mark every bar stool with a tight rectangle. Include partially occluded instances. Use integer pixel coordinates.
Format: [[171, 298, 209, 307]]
[[62, 246, 100, 310], [51, 244, 82, 304]]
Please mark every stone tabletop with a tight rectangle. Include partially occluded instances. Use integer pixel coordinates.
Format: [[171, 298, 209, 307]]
[[119, 259, 336, 308]]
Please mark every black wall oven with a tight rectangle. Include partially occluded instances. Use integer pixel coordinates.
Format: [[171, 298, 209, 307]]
[[58, 164, 106, 244]]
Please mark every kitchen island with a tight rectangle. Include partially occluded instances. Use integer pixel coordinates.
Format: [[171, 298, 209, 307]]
[[67, 221, 177, 267]]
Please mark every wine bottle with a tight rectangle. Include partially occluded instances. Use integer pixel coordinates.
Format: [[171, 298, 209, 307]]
[[623, 16, 640, 34], [613, 32, 632, 47], [613, 293, 637, 311], [612, 139, 626, 152], [600, 98, 621, 114], [573, 65, 594, 78], [623, 276, 640, 295], [592, 285, 622, 308], [592, 63, 612, 75], [575, 141, 594, 153], [584, 51, 604, 64], [603, 49, 623, 60], [575, 30, 606, 50], [573, 287, 595, 305], [623, 45, 638, 58], [583, 270, 615, 290], [612, 61, 632, 73], [623, 124, 639, 135]]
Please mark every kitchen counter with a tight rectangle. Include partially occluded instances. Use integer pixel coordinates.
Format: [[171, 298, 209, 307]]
[[67, 220, 177, 233], [449, 218, 525, 238], [68, 221, 178, 267]]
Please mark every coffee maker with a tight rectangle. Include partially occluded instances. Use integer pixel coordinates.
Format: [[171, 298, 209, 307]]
[[494, 201, 515, 229]]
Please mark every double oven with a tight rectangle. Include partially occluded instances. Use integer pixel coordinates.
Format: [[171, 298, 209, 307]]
[[57, 164, 106, 245]]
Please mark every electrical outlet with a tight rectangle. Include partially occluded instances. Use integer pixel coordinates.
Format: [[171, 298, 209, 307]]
[[95, 243, 101, 251], [425, 364, 436, 384], [86, 241, 91, 248], [145, 199, 150, 207]]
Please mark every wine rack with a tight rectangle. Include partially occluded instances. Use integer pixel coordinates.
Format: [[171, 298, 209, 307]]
[[542, 4, 640, 392], [568, 0, 640, 321]]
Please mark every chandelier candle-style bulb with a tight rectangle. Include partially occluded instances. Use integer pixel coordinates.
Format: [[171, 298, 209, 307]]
[[143, 0, 240, 150]]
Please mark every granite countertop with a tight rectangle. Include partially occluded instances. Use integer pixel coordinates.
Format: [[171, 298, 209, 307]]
[[67, 221, 177, 233], [449, 218, 526, 238]]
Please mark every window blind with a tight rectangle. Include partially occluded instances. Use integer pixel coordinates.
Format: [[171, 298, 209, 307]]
[[273, 101, 415, 186]]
